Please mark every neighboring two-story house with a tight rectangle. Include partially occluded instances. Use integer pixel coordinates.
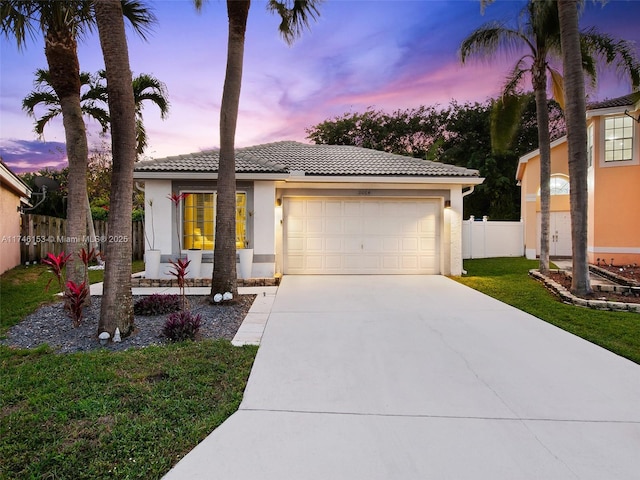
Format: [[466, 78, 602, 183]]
[[517, 92, 640, 265]]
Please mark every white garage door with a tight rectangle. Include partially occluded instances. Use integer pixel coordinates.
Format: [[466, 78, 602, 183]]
[[284, 197, 440, 274]]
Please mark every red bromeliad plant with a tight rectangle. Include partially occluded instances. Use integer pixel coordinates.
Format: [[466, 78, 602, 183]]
[[168, 257, 190, 310], [42, 251, 72, 292], [42, 248, 95, 326], [64, 280, 88, 327], [79, 247, 97, 267], [167, 192, 190, 252]]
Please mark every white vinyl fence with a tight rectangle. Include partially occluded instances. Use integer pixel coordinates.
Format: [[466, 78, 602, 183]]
[[462, 216, 524, 259]]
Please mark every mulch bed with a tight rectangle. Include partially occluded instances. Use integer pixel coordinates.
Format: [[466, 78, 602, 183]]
[[547, 271, 640, 304]]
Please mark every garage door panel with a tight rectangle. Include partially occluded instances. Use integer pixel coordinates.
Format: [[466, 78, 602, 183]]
[[382, 238, 400, 252], [284, 198, 440, 274], [401, 237, 419, 251]]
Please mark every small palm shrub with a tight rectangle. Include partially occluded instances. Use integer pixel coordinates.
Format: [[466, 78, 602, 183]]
[[133, 294, 181, 316], [163, 311, 202, 342]]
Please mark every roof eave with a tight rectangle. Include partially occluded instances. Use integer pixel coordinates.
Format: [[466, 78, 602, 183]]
[[0, 162, 32, 198], [283, 174, 485, 186], [133, 171, 290, 180]]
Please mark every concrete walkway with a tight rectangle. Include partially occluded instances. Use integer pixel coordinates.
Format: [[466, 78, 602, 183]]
[[163, 275, 640, 479]]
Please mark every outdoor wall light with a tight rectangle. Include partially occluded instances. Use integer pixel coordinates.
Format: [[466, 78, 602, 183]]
[[444, 200, 452, 208]]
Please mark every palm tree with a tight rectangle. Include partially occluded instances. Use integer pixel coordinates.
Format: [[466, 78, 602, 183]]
[[461, 0, 640, 275], [194, 0, 320, 297], [557, 0, 590, 296], [22, 68, 110, 137], [460, 1, 563, 274], [94, 0, 139, 337], [2, 1, 95, 289], [2, 0, 153, 300], [24, 69, 169, 158]]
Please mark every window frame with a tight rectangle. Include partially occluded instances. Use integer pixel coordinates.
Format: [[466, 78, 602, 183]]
[[180, 190, 248, 251], [602, 114, 635, 164]]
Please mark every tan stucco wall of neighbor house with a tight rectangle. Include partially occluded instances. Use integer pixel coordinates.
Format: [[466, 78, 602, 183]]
[[587, 110, 640, 265], [0, 169, 30, 274], [518, 139, 571, 259], [519, 100, 640, 266]]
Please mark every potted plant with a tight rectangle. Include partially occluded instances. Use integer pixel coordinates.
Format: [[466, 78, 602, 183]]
[[238, 239, 253, 279], [143, 199, 161, 279]]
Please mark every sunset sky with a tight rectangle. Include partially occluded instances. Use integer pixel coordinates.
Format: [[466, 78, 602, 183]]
[[1, 0, 639, 173]]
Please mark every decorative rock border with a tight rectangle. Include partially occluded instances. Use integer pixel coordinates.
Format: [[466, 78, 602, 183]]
[[131, 277, 281, 288], [529, 269, 640, 314]]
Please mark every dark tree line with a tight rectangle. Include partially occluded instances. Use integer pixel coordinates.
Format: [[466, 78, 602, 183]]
[[306, 95, 565, 220]]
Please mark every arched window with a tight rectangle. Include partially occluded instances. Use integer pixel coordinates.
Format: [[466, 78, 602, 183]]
[[538, 175, 570, 196], [550, 175, 570, 195]]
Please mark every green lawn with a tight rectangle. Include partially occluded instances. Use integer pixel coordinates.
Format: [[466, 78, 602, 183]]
[[455, 257, 640, 364], [2, 257, 638, 479], [1, 261, 257, 479]]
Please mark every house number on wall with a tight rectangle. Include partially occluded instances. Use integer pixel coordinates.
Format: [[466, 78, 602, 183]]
[[358, 190, 371, 196]]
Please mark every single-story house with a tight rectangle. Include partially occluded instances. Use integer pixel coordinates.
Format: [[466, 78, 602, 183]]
[[0, 160, 32, 274], [516, 92, 640, 264], [133, 141, 484, 278]]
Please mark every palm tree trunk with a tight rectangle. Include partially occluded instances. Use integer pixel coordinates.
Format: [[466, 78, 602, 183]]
[[558, 0, 591, 295], [533, 63, 551, 273], [44, 28, 89, 292], [94, 0, 137, 336], [211, 0, 251, 298]]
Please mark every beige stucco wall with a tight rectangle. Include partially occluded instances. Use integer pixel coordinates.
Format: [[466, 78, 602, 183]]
[[0, 183, 24, 274]]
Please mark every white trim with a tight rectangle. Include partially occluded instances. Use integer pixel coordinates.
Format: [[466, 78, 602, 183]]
[[0, 162, 31, 198], [588, 246, 640, 254], [516, 136, 567, 180], [598, 113, 638, 167]]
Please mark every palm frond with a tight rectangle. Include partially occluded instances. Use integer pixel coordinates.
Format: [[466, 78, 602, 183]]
[[548, 67, 565, 110], [267, 0, 321, 45], [490, 94, 529, 154], [120, 0, 156, 41], [132, 74, 170, 118], [502, 56, 531, 95], [0, 0, 41, 49], [460, 23, 530, 64], [581, 27, 640, 90]]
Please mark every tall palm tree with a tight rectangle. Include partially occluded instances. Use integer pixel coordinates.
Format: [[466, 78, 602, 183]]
[[557, 0, 590, 296], [460, 1, 563, 274], [461, 0, 639, 274], [2, 1, 95, 289], [194, 0, 320, 297], [2, 0, 153, 300], [24, 68, 169, 157], [94, 0, 139, 337]]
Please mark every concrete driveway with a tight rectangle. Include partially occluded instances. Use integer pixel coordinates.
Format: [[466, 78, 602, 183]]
[[164, 275, 640, 479]]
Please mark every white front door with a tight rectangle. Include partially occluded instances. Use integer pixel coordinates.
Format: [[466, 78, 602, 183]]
[[284, 197, 441, 274], [537, 211, 572, 257]]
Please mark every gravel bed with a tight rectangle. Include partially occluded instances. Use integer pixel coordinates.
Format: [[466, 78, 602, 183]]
[[1, 295, 256, 354]]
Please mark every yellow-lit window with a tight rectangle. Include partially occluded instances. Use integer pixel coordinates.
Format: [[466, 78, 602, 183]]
[[182, 192, 247, 250]]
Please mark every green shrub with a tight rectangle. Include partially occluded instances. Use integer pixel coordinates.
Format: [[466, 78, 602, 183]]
[[133, 294, 181, 316]]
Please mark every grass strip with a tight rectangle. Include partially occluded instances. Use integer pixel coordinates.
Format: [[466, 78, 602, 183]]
[[454, 257, 640, 364], [1, 340, 257, 479]]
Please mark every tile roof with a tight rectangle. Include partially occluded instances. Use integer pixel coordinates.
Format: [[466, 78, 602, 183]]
[[135, 141, 480, 178], [587, 92, 640, 110]]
